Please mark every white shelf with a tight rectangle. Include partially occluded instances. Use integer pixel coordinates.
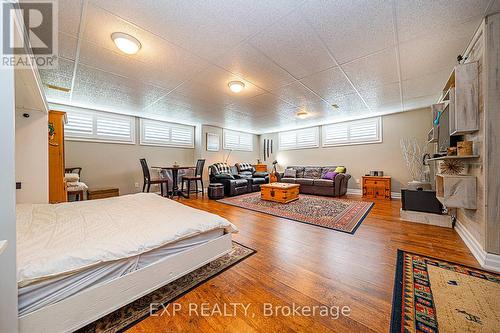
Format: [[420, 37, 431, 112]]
[[427, 155, 479, 161]]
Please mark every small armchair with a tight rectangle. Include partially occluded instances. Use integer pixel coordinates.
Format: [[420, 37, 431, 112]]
[[209, 163, 249, 197], [235, 163, 269, 192]]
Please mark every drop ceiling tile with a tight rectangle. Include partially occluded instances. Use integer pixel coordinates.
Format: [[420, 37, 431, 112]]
[[39, 58, 75, 103], [402, 68, 451, 101], [301, 0, 394, 64], [399, 18, 479, 80], [269, 81, 324, 108], [72, 64, 166, 112], [333, 93, 370, 114], [92, 0, 303, 61], [58, 32, 78, 60], [358, 82, 402, 114], [58, 0, 82, 36], [81, 4, 208, 89], [396, 0, 489, 43], [299, 66, 355, 103], [216, 43, 296, 91], [249, 11, 336, 79], [342, 47, 399, 91]]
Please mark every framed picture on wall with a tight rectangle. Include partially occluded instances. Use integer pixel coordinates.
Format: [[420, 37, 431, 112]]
[[206, 133, 220, 151]]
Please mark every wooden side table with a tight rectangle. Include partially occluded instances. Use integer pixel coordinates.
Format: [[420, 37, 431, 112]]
[[362, 176, 391, 200], [253, 164, 268, 172]]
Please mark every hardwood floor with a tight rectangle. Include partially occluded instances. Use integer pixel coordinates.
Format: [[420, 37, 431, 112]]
[[127, 195, 477, 333]]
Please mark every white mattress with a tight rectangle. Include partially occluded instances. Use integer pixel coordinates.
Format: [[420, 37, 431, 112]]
[[18, 228, 224, 316], [16, 193, 238, 287]]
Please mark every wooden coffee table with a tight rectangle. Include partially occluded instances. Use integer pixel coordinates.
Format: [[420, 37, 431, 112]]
[[260, 182, 300, 204]]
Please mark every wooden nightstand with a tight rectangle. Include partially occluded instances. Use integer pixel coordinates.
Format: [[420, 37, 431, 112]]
[[362, 176, 391, 200]]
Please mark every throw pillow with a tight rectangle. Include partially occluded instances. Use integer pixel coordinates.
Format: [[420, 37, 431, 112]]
[[322, 171, 338, 180], [334, 166, 346, 173], [283, 168, 297, 178]]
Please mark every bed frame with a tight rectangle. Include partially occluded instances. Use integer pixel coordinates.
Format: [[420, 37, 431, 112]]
[[19, 233, 232, 333]]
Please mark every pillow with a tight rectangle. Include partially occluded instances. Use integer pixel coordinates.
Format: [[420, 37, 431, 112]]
[[253, 171, 269, 178], [214, 173, 234, 180], [284, 168, 297, 178], [236, 162, 253, 172], [334, 166, 346, 173], [64, 173, 79, 182], [322, 171, 338, 180]]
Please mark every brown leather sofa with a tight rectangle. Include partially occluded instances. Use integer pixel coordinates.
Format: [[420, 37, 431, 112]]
[[279, 166, 350, 197]]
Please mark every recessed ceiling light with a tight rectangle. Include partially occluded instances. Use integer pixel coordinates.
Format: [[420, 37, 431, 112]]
[[111, 32, 141, 55], [296, 110, 308, 119], [228, 81, 245, 93], [331, 104, 339, 109]]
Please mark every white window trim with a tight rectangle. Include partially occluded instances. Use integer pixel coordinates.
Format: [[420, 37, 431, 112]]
[[222, 129, 253, 152], [322, 117, 382, 147], [65, 110, 136, 145], [139, 118, 195, 149], [278, 126, 320, 151]]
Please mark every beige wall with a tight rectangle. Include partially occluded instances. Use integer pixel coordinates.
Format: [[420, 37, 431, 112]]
[[65, 138, 194, 196], [15, 109, 48, 203], [65, 123, 260, 195], [196, 125, 260, 182], [260, 108, 431, 193]]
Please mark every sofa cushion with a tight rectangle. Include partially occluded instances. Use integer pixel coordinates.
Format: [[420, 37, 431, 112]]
[[253, 171, 269, 178], [250, 177, 267, 185], [214, 173, 235, 180], [283, 168, 297, 178], [289, 166, 304, 178], [281, 178, 296, 184], [236, 162, 253, 172], [213, 163, 232, 174], [313, 179, 334, 187], [304, 167, 322, 179], [233, 179, 249, 187], [239, 171, 253, 178], [295, 178, 314, 186], [321, 167, 337, 177]]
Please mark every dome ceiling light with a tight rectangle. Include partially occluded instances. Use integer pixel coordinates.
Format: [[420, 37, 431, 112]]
[[111, 32, 141, 55], [228, 81, 245, 93], [296, 110, 309, 119]]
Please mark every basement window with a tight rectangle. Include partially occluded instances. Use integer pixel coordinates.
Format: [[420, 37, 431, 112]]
[[322, 117, 382, 147]]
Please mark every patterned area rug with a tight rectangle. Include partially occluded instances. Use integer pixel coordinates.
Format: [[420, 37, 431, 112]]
[[76, 242, 255, 333], [391, 250, 500, 333], [218, 192, 373, 234]]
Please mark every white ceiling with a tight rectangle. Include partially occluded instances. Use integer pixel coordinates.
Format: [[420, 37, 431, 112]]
[[39, 0, 498, 134]]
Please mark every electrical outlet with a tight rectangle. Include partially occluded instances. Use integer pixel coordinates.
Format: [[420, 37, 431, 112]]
[[134, 182, 140, 188], [355, 178, 360, 184]]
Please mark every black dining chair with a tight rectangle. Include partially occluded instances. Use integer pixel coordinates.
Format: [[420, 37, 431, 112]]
[[181, 159, 205, 198], [140, 158, 169, 197]]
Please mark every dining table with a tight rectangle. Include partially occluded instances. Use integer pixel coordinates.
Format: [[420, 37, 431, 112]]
[[152, 165, 194, 198]]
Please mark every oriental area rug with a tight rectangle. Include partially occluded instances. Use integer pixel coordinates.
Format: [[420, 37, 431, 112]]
[[390, 250, 500, 333], [218, 192, 373, 234]]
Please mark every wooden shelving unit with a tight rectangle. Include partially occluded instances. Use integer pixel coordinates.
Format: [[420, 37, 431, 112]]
[[436, 174, 476, 209]]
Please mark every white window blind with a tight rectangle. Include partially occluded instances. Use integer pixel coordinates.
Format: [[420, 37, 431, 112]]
[[140, 119, 194, 148], [65, 108, 135, 144], [278, 127, 319, 150], [322, 117, 382, 147], [223, 129, 253, 151]]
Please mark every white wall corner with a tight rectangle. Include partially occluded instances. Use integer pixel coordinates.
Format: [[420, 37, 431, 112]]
[[455, 220, 500, 273]]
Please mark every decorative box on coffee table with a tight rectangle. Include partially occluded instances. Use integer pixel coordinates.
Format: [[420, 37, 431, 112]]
[[87, 187, 119, 200], [261, 182, 300, 204], [362, 176, 391, 200]]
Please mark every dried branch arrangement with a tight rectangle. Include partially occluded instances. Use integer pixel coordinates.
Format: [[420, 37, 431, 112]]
[[400, 137, 425, 181]]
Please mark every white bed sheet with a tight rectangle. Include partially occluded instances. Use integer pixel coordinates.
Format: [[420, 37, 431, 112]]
[[16, 193, 237, 287], [19, 228, 224, 316]]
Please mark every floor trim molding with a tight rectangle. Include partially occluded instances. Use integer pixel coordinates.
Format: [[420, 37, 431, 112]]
[[347, 188, 401, 199], [455, 220, 500, 272]]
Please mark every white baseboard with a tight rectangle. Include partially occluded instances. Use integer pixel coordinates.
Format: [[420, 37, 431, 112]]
[[347, 188, 401, 199], [455, 220, 500, 272]]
